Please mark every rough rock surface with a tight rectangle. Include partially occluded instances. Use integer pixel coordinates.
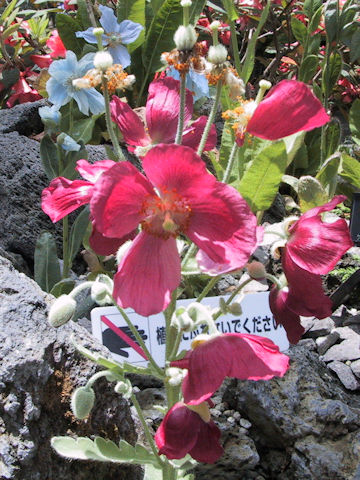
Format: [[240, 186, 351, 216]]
[[0, 255, 141, 480], [222, 345, 360, 480]]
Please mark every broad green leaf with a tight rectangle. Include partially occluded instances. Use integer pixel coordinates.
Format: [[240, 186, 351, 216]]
[[142, 0, 182, 74], [309, 5, 323, 33], [34, 232, 61, 293], [69, 206, 90, 262], [291, 16, 308, 45], [95, 437, 159, 465], [324, 0, 339, 44], [283, 131, 306, 167], [303, 0, 322, 18], [322, 51, 342, 98], [349, 98, 360, 145], [71, 116, 101, 144], [40, 134, 59, 180], [350, 27, 360, 63], [76, 0, 93, 29], [297, 176, 328, 212], [316, 152, 340, 198], [299, 55, 318, 83], [61, 145, 88, 180], [56, 13, 85, 57], [50, 278, 76, 297], [340, 153, 360, 189], [240, 0, 270, 84], [238, 141, 287, 213]]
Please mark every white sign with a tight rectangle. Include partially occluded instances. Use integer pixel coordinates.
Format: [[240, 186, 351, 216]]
[[91, 292, 289, 367]]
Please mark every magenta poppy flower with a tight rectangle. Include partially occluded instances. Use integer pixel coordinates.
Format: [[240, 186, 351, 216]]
[[41, 159, 134, 255], [171, 333, 289, 405], [155, 401, 223, 463], [226, 80, 330, 147], [110, 77, 217, 155], [90, 144, 258, 316]]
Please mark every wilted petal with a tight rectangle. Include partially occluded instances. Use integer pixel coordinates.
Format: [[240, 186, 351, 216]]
[[110, 96, 149, 147], [269, 287, 305, 344], [113, 232, 181, 316], [247, 80, 330, 140], [182, 116, 217, 151]]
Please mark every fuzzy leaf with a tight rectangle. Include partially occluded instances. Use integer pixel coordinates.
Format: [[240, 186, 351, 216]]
[[340, 153, 360, 189], [69, 206, 90, 262], [349, 98, 360, 145], [316, 152, 341, 198], [34, 232, 61, 293], [297, 176, 328, 212], [50, 278, 76, 297], [40, 134, 59, 180]]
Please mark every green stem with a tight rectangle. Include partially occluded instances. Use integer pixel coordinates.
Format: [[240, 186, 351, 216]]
[[165, 290, 178, 362], [196, 275, 220, 303], [130, 392, 164, 468], [163, 463, 178, 480], [196, 80, 223, 157], [62, 216, 71, 279], [112, 300, 164, 377], [175, 73, 187, 145], [181, 243, 197, 269], [102, 76, 126, 161], [265, 273, 283, 289], [222, 142, 239, 183], [229, 19, 241, 76], [212, 277, 252, 320], [68, 99, 74, 134], [168, 329, 183, 361]]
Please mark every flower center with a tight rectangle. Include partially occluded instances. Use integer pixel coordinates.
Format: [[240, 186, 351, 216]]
[[140, 188, 192, 239], [106, 32, 122, 48]]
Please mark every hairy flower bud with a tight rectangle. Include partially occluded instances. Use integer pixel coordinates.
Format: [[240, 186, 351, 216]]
[[228, 302, 242, 316], [93, 27, 104, 36], [94, 51, 113, 71], [91, 275, 113, 306], [166, 367, 186, 387], [114, 379, 132, 399], [207, 44, 227, 65], [246, 261, 266, 280], [71, 386, 95, 419], [174, 25, 197, 51], [180, 0, 192, 6], [48, 294, 76, 327]]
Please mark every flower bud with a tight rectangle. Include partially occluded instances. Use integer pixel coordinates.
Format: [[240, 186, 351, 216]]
[[180, 0, 192, 6], [91, 283, 110, 306], [93, 27, 104, 36], [246, 261, 266, 280], [259, 79, 272, 91], [174, 25, 197, 51], [114, 379, 132, 399], [48, 295, 76, 327], [94, 51, 113, 71], [71, 386, 95, 419], [210, 21, 221, 31], [228, 302, 242, 316], [166, 367, 186, 387], [207, 44, 227, 65]]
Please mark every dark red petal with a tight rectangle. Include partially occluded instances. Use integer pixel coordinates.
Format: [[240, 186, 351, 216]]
[[110, 96, 149, 147], [89, 222, 137, 256], [182, 116, 217, 151], [269, 287, 305, 344]]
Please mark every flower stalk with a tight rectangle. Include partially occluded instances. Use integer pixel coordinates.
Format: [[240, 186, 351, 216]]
[[197, 80, 222, 157], [175, 73, 187, 145]]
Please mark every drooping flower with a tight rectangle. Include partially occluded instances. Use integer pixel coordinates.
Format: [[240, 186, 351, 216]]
[[6, 70, 42, 108], [110, 77, 216, 155], [171, 333, 289, 405], [41, 159, 134, 255], [223, 79, 330, 146], [155, 401, 223, 463], [75, 5, 143, 68], [90, 144, 258, 316], [46, 51, 105, 115]]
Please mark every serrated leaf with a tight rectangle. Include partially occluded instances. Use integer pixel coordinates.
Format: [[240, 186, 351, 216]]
[[297, 176, 328, 212], [299, 55, 318, 83], [56, 13, 85, 57], [69, 206, 90, 262], [340, 153, 360, 189], [34, 232, 61, 293], [95, 437, 159, 465], [291, 16, 308, 45], [50, 278, 76, 297], [349, 98, 360, 145], [40, 134, 59, 180], [238, 141, 287, 213]]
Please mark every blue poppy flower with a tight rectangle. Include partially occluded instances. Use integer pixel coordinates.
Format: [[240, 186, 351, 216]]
[[46, 51, 105, 115], [167, 67, 209, 101], [75, 5, 143, 68], [60, 134, 81, 152], [39, 105, 61, 130]]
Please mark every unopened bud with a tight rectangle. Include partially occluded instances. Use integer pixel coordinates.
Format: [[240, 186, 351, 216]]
[[94, 51, 113, 71], [91, 277, 112, 306], [174, 25, 197, 51], [259, 79, 272, 91], [71, 386, 95, 419], [48, 295, 76, 327], [180, 0, 192, 6], [210, 21, 221, 31], [93, 27, 104, 36], [246, 261, 266, 280], [166, 367, 186, 387], [228, 302, 242, 315], [207, 44, 227, 65], [114, 379, 132, 399]]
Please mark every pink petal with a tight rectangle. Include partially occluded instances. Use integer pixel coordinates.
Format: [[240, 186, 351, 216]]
[[283, 255, 333, 318], [269, 287, 305, 344], [146, 77, 193, 144], [41, 178, 93, 222], [110, 96, 150, 147], [76, 159, 116, 183], [247, 80, 330, 140], [287, 195, 353, 274], [182, 116, 217, 151], [174, 334, 289, 405], [90, 162, 154, 239], [31, 54, 52, 68], [113, 232, 181, 316], [89, 222, 137, 256]]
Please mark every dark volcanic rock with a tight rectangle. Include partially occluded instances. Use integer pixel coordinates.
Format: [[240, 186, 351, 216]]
[[0, 100, 46, 136], [0, 255, 142, 480]]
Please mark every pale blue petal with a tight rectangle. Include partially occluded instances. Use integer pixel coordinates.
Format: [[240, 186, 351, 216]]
[[72, 89, 90, 115], [76, 27, 97, 44], [84, 89, 105, 115], [39, 105, 61, 126], [47, 78, 70, 107], [77, 52, 96, 76], [99, 5, 119, 32], [62, 134, 81, 152], [108, 45, 130, 68], [48, 55, 74, 82], [167, 67, 180, 81], [117, 20, 143, 44], [188, 69, 209, 101]]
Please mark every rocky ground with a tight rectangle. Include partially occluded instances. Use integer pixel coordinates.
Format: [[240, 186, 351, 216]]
[[1, 102, 360, 479]]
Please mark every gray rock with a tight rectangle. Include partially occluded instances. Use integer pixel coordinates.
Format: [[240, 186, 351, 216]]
[[0, 255, 141, 480], [316, 330, 340, 355], [322, 337, 360, 362], [328, 361, 360, 390], [304, 317, 335, 338], [351, 359, 360, 379], [0, 100, 46, 135], [222, 345, 360, 479], [297, 338, 316, 351], [334, 326, 360, 340]]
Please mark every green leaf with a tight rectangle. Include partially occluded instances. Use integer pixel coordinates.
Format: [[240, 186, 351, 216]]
[[299, 55, 318, 83], [297, 176, 328, 212], [40, 134, 59, 180], [219, 121, 238, 181], [349, 98, 360, 145], [61, 145, 88, 180], [142, 0, 183, 74], [240, 0, 270, 84], [340, 153, 360, 189], [309, 5, 323, 33], [144, 464, 163, 480], [291, 16, 308, 45], [324, 120, 340, 158], [0, 0, 18, 23], [189, 0, 207, 24], [51, 437, 106, 461], [71, 116, 101, 145], [238, 141, 287, 213], [50, 278, 76, 297], [316, 152, 340, 198], [56, 13, 85, 56], [222, 0, 239, 21], [69, 206, 90, 262], [324, 0, 340, 44], [303, 0, 322, 18], [34, 232, 61, 293], [283, 131, 306, 167], [322, 51, 342, 98], [76, 0, 93, 29], [350, 27, 360, 62], [1, 68, 19, 88]]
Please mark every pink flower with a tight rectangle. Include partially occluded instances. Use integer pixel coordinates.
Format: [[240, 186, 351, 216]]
[[171, 333, 290, 405], [41, 159, 134, 255], [225, 80, 330, 147], [6, 70, 41, 108], [47, 30, 66, 59], [90, 144, 258, 316], [155, 401, 223, 463], [110, 77, 217, 155], [31, 54, 53, 69]]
